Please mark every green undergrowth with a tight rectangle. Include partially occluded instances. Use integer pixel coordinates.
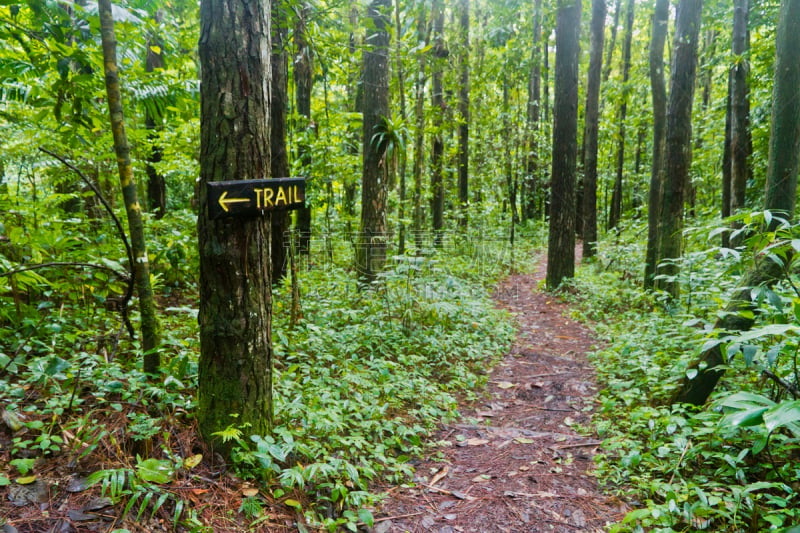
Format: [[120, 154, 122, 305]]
[[0, 204, 525, 531], [570, 215, 800, 533]]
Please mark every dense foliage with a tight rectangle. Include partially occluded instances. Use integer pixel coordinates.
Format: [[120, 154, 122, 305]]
[[572, 213, 800, 533]]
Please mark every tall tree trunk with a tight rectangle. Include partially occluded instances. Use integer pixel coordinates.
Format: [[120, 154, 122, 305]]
[[413, 0, 429, 251], [546, 0, 581, 290], [729, 0, 750, 247], [98, 0, 160, 374], [355, 0, 391, 280], [721, 71, 733, 249], [644, 0, 670, 288], [608, 0, 634, 230], [271, 0, 290, 281], [602, 0, 622, 84], [294, 3, 313, 255], [431, 0, 445, 247], [523, 0, 542, 222], [582, 0, 605, 258], [653, 0, 704, 298], [197, 0, 273, 450], [144, 18, 166, 220], [669, 0, 800, 406], [394, 1, 408, 255], [457, 0, 469, 230]]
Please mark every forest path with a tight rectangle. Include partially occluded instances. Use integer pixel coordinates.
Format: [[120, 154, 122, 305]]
[[373, 254, 628, 532]]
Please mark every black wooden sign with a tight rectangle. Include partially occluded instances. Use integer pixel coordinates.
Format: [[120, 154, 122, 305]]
[[207, 177, 306, 219]]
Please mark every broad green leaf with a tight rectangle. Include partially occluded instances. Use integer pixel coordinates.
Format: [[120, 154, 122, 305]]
[[135, 458, 174, 484], [763, 400, 800, 433]]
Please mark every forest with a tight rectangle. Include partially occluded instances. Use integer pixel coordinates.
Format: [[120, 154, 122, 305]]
[[1, 0, 800, 531]]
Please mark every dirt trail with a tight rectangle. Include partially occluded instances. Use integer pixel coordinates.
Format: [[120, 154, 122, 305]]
[[373, 257, 628, 532]]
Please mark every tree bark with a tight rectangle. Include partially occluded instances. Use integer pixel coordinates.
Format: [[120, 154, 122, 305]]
[[270, 0, 290, 282], [644, 0, 670, 288], [355, 0, 391, 280], [602, 0, 621, 84], [98, 0, 160, 374], [608, 0, 633, 231], [721, 71, 733, 249], [394, 1, 408, 255], [197, 0, 273, 451], [457, 0, 470, 230], [670, 0, 800, 406], [523, 0, 542, 222], [653, 0, 704, 298], [582, 0, 605, 259], [546, 0, 581, 290]]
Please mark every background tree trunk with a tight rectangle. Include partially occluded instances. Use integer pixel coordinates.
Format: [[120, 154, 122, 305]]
[[271, 0, 290, 281], [523, 0, 542, 222], [653, 0, 704, 298], [144, 18, 166, 220], [98, 0, 160, 374], [197, 0, 273, 451], [669, 0, 800, 406], [430, 0, 445, 248], [294, 3, 313, 255], [412, 0, 429, 251], [546, 0, 581, 290], [582, 0, 605, 259], [729, 0, 750, 247], [608, 0, 633, 231], [457, 0, 469, 230], [644, 0, 669, 288], [355, 0, 391, 280]]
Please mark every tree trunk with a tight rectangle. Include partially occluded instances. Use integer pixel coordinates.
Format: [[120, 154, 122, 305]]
[[670, 0, 800, 406], [98, 0, 160, 374], [653, 0, 704, 298], [294, 3, 313, 255], [197, 0, 273, 451], [602, 0, 621, 84], [523, 0, 542, 222], [271, 0, 290, 281], [729, 0, 750, 247], [431, 0, 445, 248], [721, 71, 733, 249], [546, 0, 581, 290], [457, 0, 470, 230], [608, 0, 633, 231], [644, 0, 670, 288], [144, 22, 166, 220], [582, 0, 605, 258], [394, 2, 408, 255], [412, 1, 429, 251], [355, 0, 391, 280]]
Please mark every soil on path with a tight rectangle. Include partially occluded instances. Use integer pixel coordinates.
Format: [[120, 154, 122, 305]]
[[373, 257, 628, 532]]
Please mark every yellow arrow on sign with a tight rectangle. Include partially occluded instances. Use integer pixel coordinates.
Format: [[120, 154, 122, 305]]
[[218, 190, 251, 213]]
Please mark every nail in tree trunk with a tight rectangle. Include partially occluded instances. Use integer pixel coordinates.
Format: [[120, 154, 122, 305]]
[[546, 0, 581, 290], [355, 0, 391, 281], [582, 0, 605, 259], [669, 0, 800, 406], [197, 0, 274, 451], [653, 0, 704, 298], [608, 0, 633, 231], [644, 0, 669, 288], [457, 0, 469, 230], [271, 0, 290, 281], [98, 0, 160, 374]]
